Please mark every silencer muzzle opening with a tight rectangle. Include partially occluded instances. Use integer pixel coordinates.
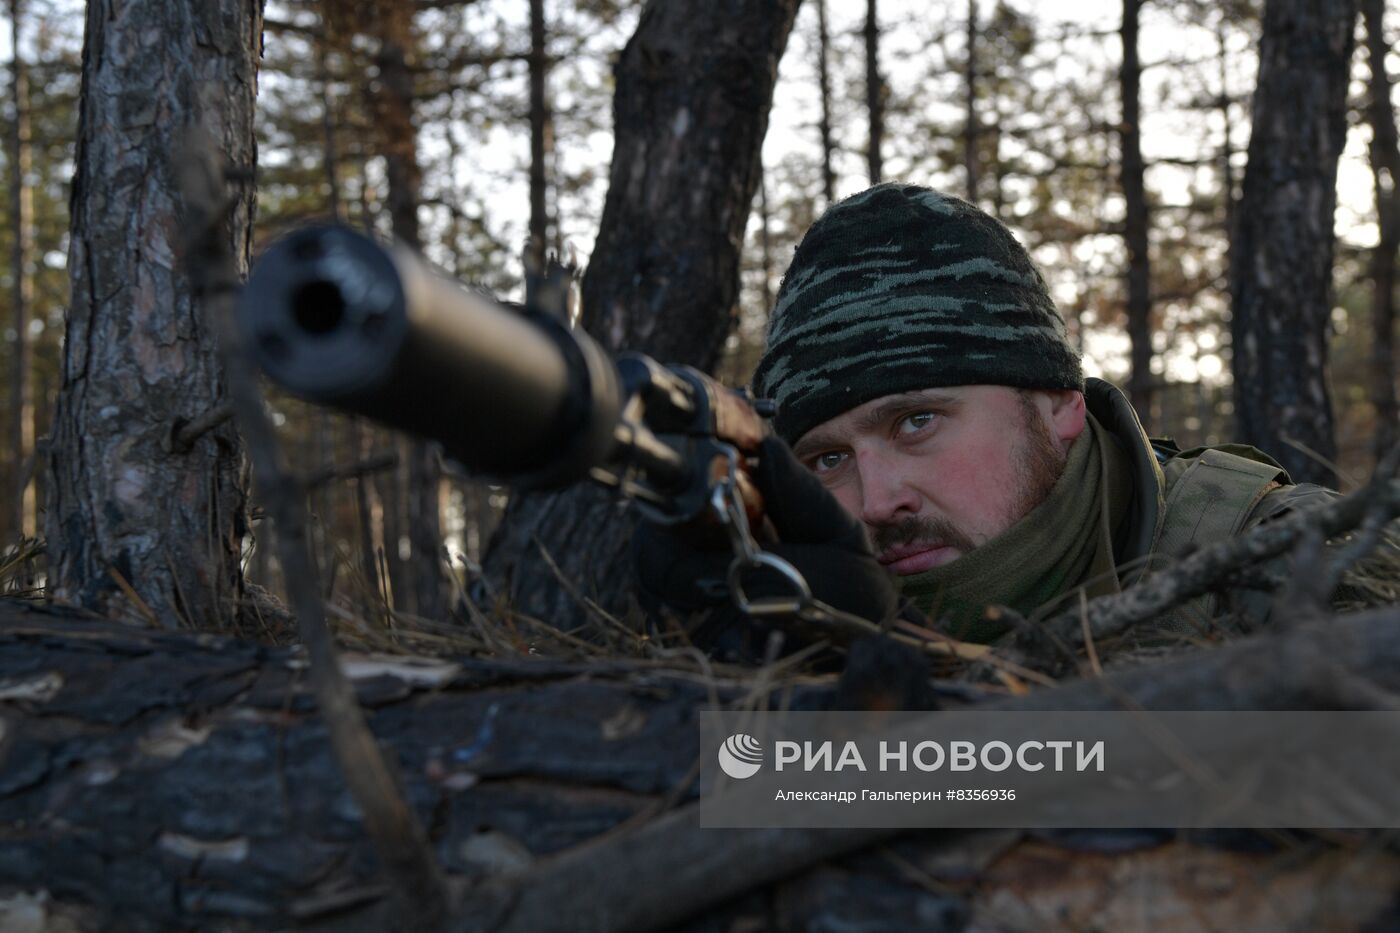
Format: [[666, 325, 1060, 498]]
[[291, 280, 347, 335]]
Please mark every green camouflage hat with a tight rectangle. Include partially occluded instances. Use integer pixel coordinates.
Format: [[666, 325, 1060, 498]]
[[752, 183, 1084, 443]]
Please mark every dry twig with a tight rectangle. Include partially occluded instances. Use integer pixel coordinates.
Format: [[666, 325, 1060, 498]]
[[178, 132, 447, 932], [1318, 442, 1400, 599], [1020, 466, 1400, 667], [302, 449, 399, 490], [168, 402, 235, 453]]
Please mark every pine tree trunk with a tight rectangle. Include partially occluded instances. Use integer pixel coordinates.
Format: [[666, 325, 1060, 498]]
[[349, 155, 385, 603], [377, 443, 410, 611], [1229, 0, 1356, 486], [374, 0, 449, 620], [1212, 17, 1239, 448], [815, 0, 836, 206], [864, 0, 884, 185], [348, 419, 380, 597], [314, 32, 343, 581], [990, 119, 1005, 220], [758, 167, 774, 314], [480, 0, 801, 630], [1364, 0, 1399, 461], [45, 0, 259, 628], [377, 8, 420, 252], [964, 0, 979, 204], [1120, 0, 1154, 428], [8, 0, 34, 542], [1217, 21, 1238, 258], [528, 0, 551, 272], [317, 34, 342, 222]]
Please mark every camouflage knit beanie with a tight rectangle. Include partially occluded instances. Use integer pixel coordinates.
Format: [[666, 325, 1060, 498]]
[[752, 183, 1084, 444]]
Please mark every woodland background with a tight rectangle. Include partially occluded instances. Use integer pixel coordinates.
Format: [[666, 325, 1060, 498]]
[[1, 1, 1399, 929], [0, 0, 1394, 630]]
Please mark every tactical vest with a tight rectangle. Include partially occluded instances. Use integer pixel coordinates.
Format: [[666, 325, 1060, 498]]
[[1144, 440, 1290, 631]]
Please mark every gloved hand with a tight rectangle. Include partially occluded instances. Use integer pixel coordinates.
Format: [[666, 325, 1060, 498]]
[[632, 435, 899, 658]]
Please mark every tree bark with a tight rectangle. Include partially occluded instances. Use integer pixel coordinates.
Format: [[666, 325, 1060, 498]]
[[864, 0, 884, 185], [379, 443, 418, 613], [342, 154, 385, 602], [5, 603, 1400, 931], [1217, 18, 1238, 259], [349, 419, 382, 597], [480, 0, 801, 631], [314, 34, 343, 581], [407, 444, 446, 617], [964, 0, 979, 205], [0, 604, 713, 931], [374, 0, 450, 621], [527, 0, 551, 273], [758, 166, 774, 314], [1364, 0, 1399, 462], [1229, 0, 1357, 486], [990, 119, 1005, 220], [45, 0, 259, 628], [815, 0, 836, 206], [1120, 0, 1154, 427], [318, 32, 343, 222], [7, 0, 35, 543], [377, 6, 421, 252]]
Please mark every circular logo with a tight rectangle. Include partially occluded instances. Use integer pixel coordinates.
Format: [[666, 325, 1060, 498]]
[[717, 733, 764, 779]]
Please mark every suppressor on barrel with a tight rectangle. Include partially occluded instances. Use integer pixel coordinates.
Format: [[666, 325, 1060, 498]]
[[238, 225, 623, 486]]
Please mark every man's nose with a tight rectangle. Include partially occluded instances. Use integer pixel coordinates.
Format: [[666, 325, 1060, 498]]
[[855, 450, 920, 525]]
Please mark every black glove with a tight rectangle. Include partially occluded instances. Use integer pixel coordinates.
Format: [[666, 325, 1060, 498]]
[[633, 435, 898, 658]]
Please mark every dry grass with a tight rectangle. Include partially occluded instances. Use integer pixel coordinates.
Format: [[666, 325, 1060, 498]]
[[1337, 528, 1400, 612], [220, 536, 853, 699], [0, 525, 838, 699], [9, 505, 1397, 698], [0, 536, 45, 599]]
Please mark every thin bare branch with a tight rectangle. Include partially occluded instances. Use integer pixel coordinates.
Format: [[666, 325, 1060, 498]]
[[177, 132, 448, 932], [1025, 460, 1400, 665], [168, 403, 235, 453], [302, 450, 399, 490]]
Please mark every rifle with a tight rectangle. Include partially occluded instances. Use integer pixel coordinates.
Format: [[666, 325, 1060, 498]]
[[238, 224, 809, 616]]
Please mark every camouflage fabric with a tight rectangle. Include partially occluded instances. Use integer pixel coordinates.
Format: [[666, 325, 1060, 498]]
[[1148, 443, 1290, 632], [1183, 471, 1396, 631], [751, 183, 1083, 445], [1086, 378, 1392, 636]]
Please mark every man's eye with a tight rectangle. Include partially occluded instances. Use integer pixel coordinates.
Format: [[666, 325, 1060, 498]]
[[898, 411, 936, 435], [813, 451, 848, 472]]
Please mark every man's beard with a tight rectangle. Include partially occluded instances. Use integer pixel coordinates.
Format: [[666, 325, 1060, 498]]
[[870, 392, 1067, 559], [1009, 390, 1067, 523]]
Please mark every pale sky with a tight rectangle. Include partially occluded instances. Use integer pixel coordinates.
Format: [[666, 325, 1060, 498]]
[[437, 0, 1385, 321], [5, 0, 1391, 388]]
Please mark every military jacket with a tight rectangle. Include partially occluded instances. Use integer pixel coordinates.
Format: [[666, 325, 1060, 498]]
[[1086, 377, 1355, 632]]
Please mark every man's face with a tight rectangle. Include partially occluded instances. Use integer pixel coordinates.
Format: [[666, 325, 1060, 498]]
[[790, 386, 1086, 575]]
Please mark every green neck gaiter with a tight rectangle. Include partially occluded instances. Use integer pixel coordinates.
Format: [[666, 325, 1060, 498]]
[[898, 415, 1131, 643]]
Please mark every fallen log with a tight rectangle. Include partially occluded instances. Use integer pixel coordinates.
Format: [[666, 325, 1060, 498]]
[[3, 599, 1400, 932]]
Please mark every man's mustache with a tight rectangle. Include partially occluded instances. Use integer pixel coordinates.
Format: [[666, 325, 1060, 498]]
[[870, 514, 977, 555]]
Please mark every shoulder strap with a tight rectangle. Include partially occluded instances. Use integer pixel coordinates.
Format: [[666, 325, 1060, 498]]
[[1149, 447, 1287, 631]]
